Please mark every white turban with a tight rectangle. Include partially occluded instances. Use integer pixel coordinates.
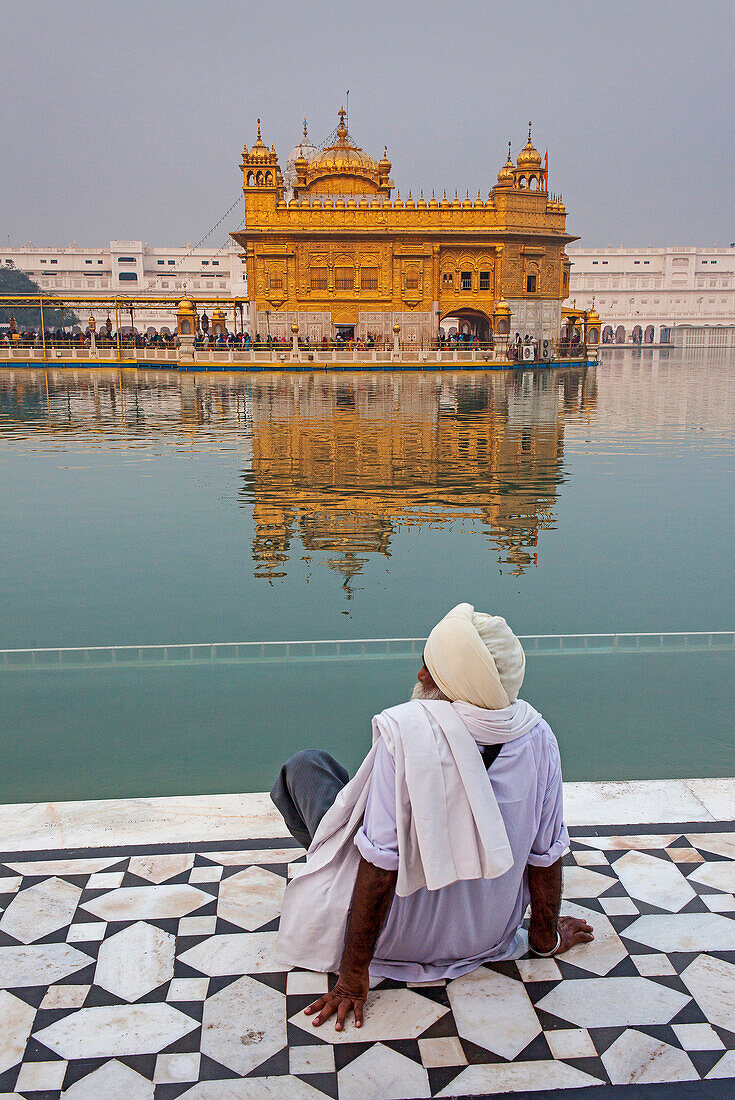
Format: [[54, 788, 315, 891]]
[[424, 603, 526, 710]]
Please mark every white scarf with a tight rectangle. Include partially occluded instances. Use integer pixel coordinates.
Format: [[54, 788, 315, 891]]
[[276, 696, 541, 973]]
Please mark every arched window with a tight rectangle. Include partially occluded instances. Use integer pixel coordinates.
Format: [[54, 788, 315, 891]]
[[265, 171, 273, 185], [529, 176, 538, 190], [247, 171, 255, 186], [180, 320, 191, 335], [256, 171, 263, 185], [644, 324, 654, 343], [602, 325, 613, 343], [615, 325, 626, 344], [518, 176, 526, 189]]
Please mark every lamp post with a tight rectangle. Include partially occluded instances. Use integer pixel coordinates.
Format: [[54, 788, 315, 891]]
[[291, 321, 299, 358], [392, 320, 401, 359], [265, 309, 271, 346]]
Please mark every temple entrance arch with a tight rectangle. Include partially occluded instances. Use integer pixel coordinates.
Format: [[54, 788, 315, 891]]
[[440, 308, 492, 344]]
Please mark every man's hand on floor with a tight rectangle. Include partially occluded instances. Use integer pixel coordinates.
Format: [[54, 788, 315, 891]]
[[305, 968, 370, 1030], [555, 915, 595, 954]]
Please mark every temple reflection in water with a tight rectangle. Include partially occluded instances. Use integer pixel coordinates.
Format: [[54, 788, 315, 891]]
[[243, 370, 596, 584], [0, 366, 597, 583]]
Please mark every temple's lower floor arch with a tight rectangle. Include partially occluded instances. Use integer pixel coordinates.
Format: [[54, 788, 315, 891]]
[[440, 308, 492, 343]]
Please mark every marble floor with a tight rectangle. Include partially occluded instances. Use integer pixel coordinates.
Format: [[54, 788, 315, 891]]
[[0, 781, 734, 1098]]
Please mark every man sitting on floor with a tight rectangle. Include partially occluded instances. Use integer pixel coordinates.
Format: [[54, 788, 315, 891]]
[[271, 603, 593, 1030]]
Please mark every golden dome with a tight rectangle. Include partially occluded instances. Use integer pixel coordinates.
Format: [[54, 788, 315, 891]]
[[497, 141, 515, 186], [310, 143, 379, 175], [586, 297, 600, 323], [517, 121, 542, 169]]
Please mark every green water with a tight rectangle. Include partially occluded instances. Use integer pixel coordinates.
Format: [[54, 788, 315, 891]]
[[1, 351, 734, 800]]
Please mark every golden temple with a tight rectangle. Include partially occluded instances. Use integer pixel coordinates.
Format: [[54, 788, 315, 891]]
[[232, 110, 590, 349]]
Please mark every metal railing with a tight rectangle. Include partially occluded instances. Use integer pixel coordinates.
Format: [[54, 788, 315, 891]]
[[0, 632, 732, 673]]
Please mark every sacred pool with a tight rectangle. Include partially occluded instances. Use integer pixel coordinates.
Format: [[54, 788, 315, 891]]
[[1, 350, 733, 803]]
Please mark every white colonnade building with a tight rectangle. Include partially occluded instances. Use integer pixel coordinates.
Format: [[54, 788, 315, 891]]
[[566, 245, 735, 349]]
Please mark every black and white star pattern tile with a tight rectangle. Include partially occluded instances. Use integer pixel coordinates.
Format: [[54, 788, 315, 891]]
[[0, 824, 734, 1098]]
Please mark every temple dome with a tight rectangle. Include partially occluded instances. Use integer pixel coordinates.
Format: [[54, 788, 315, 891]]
[[517, 121, 542, 169], [496, 141, 515, 186]]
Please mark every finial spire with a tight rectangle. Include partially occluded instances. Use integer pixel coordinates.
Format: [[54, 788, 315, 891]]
[[256, 118, 262, 141], [303, 117, 308, 140], [528, 120, 532, 143]]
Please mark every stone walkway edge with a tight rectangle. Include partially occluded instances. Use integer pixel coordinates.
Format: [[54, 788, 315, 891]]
[[0, 778, 732, 853]]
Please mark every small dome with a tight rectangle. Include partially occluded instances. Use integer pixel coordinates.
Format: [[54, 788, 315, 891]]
[[497, 141, 515, 186], [586, 298, 600, 323], [517, 121, 542, 169]]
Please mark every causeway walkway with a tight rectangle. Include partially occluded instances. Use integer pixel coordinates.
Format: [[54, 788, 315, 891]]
[[0, 778, 733, 1098]]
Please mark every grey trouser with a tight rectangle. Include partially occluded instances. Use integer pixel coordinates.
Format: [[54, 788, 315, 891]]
[[270, 749, 349, 850]]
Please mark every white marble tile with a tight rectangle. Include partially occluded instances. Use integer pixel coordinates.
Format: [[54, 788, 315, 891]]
[[680, 953, 735, 1032], [95, 921, 175, 1001], [707, 1051, 735, 1079], [179, 932, 280, 975], [600, 897, 639, 916], [5, 858, 118, 877], [701, 892, 735, 912], [153, 1052, 201, 1083], [207, 848, 306, 866], [601, 1028, 697, 1085], [447, 966, 540, 1060], [686, 832, 735, 860], [290, 987, 448, 1045], [289, 1044, 335, 1075], [36, 1003, 198, 1058], [61, 1059, 154, 1099], [0, 792, 289, 852], [177, 1079, 329, 1098], [683, 778, 735, 821], [666, 847, 704, 864], [15, 1060, 67, 1092], [87, 871, 125, 889], [0, 877, 81, 943], [418, 1036, 467, 1068], [200, 975, 285, 1076], [515, 957, 561, 982], [41, 984, 90, 1010], [560, 901, 627, 976], [0, 991, 36, 1074], [536, 977, 689, 1028], [563, 867, 614, 899], [286, 970, 329, 996], [128, 854, 195, 883], [67, 922, 106, 942], [564, 781, 712, 826], [574, 850, 608, 866], [167, 978, 209, 1002], [83, 884, 209, 921], [672, 1023, 725, 1051], [613, 851, 695, 912], [623, 913, 735, 953], [217, 867, 285, 930], [689, 860, 735, 894], [436, 1060, 602, 1095], [189, 865, 223, 883], [0, 944, 92, 988], [546, 1028, 597, 1060], [0, 876, 22, 894], [178, 916, 217, 937], [631, 953, 676, 977], [338, 1043, 430, 1100], [573, 835, 679, 851]]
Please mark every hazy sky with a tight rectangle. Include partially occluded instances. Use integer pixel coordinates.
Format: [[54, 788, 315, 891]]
[[2, 0, 734, 249]]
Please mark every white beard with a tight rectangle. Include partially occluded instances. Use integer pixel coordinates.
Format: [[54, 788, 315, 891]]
[[411, 681, 449, 702]]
